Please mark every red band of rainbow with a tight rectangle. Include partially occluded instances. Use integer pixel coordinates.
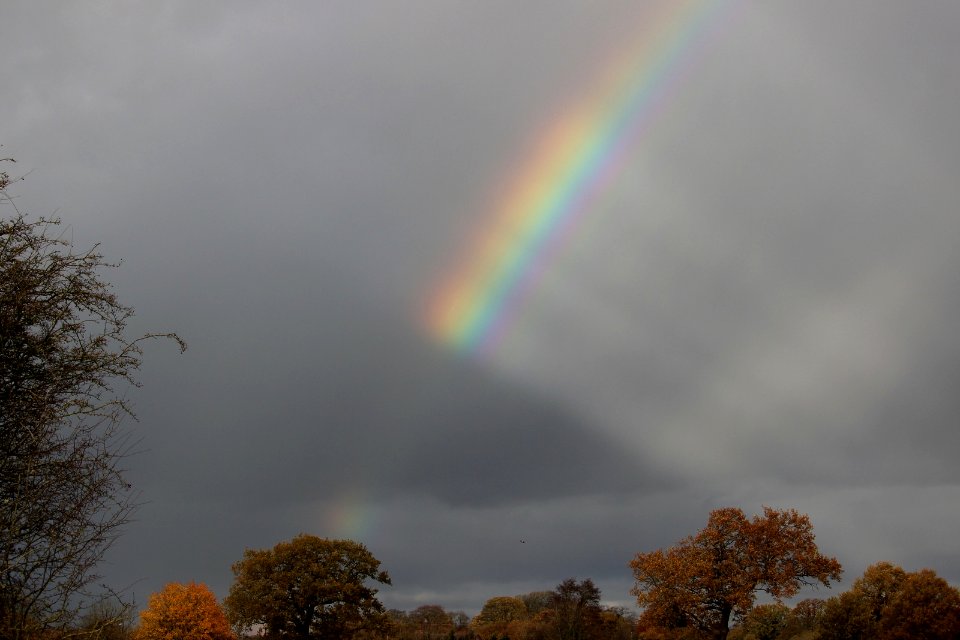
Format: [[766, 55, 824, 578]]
[[425, 0, 731, 355]]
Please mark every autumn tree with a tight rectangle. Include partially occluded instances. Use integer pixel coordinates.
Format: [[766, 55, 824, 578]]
[[776, 598, 824, 640], [549, 579, 603, 640], [818, 591, 874, 640], [819, 563, 960, 640], [450, 610, 471, 635], [788, 598, 825, 628], [0, 163, 184, 638], [407, 605, 454, 640], [383, 606, 467, 640], [727, 603, 789, 640], [852, 561, 907, 621], [471, 596, 528, 639], [597, 607, 638, 640], [478, 581, 615, 640], [818, 561, 907, 640], [878, 568, 960, 640], [134, 582, 233, 640], [630, 507, 842, 640], [224, 535, 391, 639], [520, 591, 556, 617]]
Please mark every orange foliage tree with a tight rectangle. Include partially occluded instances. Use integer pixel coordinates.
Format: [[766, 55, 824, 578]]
[[630, 507, 842, 640], [135, 582, 234, 640], [470, 596, 528, 638], [819, 562, 960, 640], [878, 568, 960, 639], [818, 561, 906, 640]]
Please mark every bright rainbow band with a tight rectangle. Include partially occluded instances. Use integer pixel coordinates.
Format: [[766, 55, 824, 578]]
[[425, 0, 729, 354]]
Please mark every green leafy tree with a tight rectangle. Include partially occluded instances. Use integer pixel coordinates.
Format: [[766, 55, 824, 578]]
[[0, 162, 184, 639], [630, 507, 841, 640], [224, 535, 391, 639]]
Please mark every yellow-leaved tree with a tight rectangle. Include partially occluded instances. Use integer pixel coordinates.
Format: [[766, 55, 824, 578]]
[[135, 582, 234, 640]]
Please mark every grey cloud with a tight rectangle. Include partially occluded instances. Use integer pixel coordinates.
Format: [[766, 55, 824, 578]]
[[3, 0, 960, 619], [129, 254, 670, 510]]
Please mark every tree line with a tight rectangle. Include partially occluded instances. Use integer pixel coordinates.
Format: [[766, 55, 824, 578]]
[[2, 164, 959, 640], [122, 527, 960, 640]]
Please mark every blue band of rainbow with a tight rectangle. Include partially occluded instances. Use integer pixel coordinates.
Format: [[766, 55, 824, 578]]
[[425, 0, 730, 354]]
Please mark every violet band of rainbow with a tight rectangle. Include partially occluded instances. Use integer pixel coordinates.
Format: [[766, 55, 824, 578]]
[[425, 0, 731, 355]]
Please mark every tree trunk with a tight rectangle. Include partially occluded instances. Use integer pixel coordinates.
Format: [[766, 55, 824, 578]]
[[712, 605, 732, 640]]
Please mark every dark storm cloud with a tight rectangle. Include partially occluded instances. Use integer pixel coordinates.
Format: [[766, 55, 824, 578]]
[[129, 254, 670, 510], [3, 0, 960, 617]]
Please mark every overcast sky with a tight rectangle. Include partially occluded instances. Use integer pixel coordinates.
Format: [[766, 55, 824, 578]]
[[3, 0, 960, 616]]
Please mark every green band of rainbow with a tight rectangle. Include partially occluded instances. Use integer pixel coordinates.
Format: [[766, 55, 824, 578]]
[[425, 0, 730, 354]]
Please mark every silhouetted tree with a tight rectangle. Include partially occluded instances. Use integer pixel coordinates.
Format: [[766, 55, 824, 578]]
[[408, 605, 455, 640], [0, 162, 184, 639], [550, 579, 602, 640], [225, 535, 391, 639]]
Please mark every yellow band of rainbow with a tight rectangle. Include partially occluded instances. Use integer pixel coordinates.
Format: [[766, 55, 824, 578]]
[[425, 0, 731, 354]]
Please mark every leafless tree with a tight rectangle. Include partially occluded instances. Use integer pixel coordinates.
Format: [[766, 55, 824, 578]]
[[0, 162, 184, 638]]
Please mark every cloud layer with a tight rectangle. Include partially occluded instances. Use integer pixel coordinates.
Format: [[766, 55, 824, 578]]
[[3, 0, 959, 615]]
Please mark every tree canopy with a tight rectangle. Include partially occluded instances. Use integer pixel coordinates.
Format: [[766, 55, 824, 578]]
[[471, 596, 528, 639], [224, 535, 391, 640], [819, 562, 960, 640], [469, 579, 625, 640], [550, 578, 603, 640], [0, 164, 184, 639], [630, 507, 842, 640], [134, 582, 233, 640]]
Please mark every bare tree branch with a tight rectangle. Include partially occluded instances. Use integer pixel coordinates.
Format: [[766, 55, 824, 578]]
[[1, 174, 183, 639]]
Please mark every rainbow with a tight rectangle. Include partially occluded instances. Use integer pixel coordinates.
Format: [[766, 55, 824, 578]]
[[424, 0, 730, 354], [322, 490, 380, 543]]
